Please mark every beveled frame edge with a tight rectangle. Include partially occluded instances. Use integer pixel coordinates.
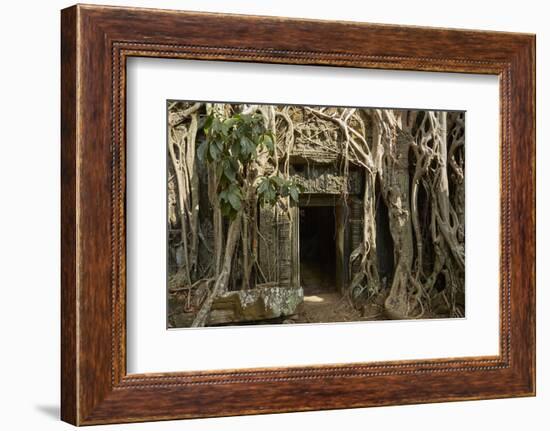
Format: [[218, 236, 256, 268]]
[[61, 4, 535, 425]]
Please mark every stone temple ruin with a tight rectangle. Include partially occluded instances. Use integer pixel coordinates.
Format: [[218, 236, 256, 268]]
[[168, 104, 390, 327], [168, 104, 465, 326], [254, 112, 391, 303]]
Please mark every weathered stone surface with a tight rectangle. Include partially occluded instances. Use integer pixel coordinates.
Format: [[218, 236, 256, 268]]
[[289, 164, 363, 195], [207, 286, 304, 325]]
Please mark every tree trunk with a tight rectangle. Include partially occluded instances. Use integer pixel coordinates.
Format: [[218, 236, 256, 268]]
[[241, 207, 250, 290], [208, 164, 223, 276], [191, 213, 242, 327], [378, 118, 415, 319]]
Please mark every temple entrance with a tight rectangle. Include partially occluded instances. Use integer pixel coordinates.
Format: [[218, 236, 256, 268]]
[[299, 206, 337, 295]]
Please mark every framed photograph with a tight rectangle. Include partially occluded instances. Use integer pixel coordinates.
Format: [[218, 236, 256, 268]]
[[61, 4, 536, 425]]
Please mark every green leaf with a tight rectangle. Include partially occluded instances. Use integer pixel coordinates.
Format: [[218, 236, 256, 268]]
[[203, 115, 213, 132], [223, 162, 237, 182], [230, 158, 240, 172], [289, 187, 299, 203], [216, 164, 224, 182], [220, 202, 232, 217], [226, 183, 240, 196], [271, 176, 285, 187], [280, 184, 289, 198], [209, 142, 220, 161], [211, 117, 221, 133], [227, 192, 242, 211], [257, 178, 269, 194], [239, 136, 248, 152], [197, 139, 208, 162], [240, 136, 253, 157], [224, 118, 237, 129], [231, 140, 241, 157], [262, 134, 274, 152]]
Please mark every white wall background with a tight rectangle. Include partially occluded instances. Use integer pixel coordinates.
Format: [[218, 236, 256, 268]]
[[0, 1, 546, 430]]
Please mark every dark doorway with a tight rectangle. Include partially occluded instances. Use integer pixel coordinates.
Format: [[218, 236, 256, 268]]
[[375, 191, 395, 281], [299, 206, 336, 294]]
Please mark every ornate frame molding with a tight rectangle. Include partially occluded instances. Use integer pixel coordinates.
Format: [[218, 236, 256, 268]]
[[61, 5, 535, 425]]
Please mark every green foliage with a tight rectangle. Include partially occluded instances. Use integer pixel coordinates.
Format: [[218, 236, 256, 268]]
[[198, 112, 273, 165], [199, 111, 298, 220], [257, 176, 302, 207], [218, 184, 243, 217]]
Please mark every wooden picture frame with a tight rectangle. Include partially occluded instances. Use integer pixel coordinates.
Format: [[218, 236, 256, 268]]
[[61, 4, 536, 425]]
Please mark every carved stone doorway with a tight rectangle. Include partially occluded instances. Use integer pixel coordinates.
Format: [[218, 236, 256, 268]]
[[296, 195, 347, 295]]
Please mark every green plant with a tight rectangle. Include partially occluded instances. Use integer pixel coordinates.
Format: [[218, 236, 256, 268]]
[[198, 111, 301, 219]]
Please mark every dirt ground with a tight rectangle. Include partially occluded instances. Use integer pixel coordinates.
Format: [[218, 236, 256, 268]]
[[284, 291, 386, 324], [286, 261, 385, 324]]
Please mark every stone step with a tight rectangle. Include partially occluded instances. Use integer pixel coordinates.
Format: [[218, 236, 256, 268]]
[[207, 286, 304, 325]]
